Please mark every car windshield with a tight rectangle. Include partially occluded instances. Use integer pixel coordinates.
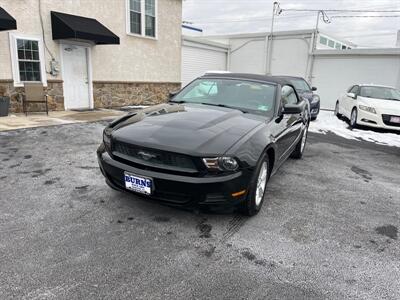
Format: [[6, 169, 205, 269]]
[[360, 86, 400, 101], [172, 78, 276, 116], [288, 78, 311, 92]]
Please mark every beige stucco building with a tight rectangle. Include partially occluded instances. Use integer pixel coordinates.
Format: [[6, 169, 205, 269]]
[[0, 0, 182, 113]]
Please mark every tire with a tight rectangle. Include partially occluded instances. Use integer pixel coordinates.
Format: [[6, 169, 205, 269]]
[[311, 116, 317, 121], [240, 152, 270, 216], [291, 124, 308, 159], [335, 101, 342, 118], [350, 107, 358, 128]]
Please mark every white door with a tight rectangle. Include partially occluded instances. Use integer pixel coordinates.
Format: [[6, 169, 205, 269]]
[[62, 44, 90, 110], [182, 45, 227, 87]]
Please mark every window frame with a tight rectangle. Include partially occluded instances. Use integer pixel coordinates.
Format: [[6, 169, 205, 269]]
[[126, 0, 158, 40], [9, 33, 47, 87]]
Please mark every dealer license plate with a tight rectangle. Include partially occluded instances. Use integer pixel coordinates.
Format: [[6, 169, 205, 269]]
[[124, 172, 153, 195], [390, 116, 400, 123]]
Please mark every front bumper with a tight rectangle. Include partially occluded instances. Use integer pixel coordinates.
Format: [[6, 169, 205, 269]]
[[309, 101, 320, 118], [97, 145, 252, 208], [357, 110, 400, 131]]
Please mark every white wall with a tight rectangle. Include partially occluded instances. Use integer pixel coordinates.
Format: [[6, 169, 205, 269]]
[[228, 34, 312, 78], [313, 51, 400, 110], [229, 38, 266, 74], [269, 37, 311, 77]]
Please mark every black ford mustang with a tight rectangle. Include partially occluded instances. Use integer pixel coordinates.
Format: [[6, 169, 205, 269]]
[[97, 73, 310, 215]]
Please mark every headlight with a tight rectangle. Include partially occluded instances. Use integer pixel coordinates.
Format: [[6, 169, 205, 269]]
[[103, 130, 111, 149], [203, 157, 239, 171], [311, 95, 320, 104], [359, 105, 376, 114]]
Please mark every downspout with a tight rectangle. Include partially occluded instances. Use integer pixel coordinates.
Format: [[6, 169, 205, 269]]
[[226, 45, 231, 71], [307, 30, 317, 84]]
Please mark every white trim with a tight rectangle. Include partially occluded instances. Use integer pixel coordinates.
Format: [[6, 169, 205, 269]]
[[59, 42, 94, 110], [9, 33, 48, 87], [126, 0, 158, 40]]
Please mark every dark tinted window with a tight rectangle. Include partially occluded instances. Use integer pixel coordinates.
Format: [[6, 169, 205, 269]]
[[349, 85, 359, 94], [288, 78, 311, 92]]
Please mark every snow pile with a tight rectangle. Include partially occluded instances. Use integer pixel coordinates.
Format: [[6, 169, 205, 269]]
[[309, 110, 400, 147]]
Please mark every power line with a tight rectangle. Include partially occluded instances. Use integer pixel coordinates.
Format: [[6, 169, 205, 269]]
[[331, 15, 400, 18], [282, 9, 400, 13]]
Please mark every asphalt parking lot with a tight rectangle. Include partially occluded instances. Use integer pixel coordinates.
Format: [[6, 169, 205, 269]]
[[0, 122, 399, 299]]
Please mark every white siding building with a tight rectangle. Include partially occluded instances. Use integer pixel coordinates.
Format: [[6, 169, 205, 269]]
[[182, 29, 400, 110]]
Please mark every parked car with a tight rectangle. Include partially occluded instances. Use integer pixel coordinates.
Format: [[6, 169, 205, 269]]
[[275, 76, 320, 120], [335, 84, 400, 130], [97, 73, 310, 216]]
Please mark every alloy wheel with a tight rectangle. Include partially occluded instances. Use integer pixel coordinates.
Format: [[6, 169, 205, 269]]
[[300, 125, 308, 153], [255, 161, 268, 206]]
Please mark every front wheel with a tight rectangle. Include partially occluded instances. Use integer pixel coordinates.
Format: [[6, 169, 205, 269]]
[[291, 124, 308, 159], [240, 153, 270, 216], [350, 108, 358, 128], [335, 101, 342, 118]]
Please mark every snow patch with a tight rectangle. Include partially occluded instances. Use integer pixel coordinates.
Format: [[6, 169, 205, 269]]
[[309, 110, 400, 148]]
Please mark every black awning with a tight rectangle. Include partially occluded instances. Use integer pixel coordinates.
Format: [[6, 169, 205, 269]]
[[51, 11, 119, 45], [0, 7, 17, 31]]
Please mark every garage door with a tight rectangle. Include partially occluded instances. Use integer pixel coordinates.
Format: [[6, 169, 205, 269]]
[[182, 45, 227, 87]]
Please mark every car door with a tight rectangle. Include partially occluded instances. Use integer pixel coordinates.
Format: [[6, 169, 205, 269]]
[[343, 85, 359, 118], [272, 85, 303, 161]]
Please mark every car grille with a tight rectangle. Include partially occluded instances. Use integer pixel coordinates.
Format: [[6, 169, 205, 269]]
[[113, 142, 198, 172], [382, 114, 400, 127]]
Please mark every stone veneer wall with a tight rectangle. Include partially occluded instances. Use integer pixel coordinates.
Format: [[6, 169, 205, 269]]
[[93, 81, 181, 108], [0, 80, 64, 113]]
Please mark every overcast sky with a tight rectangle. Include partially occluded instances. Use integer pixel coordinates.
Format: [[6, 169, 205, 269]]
[[183, 0, 400, 48]]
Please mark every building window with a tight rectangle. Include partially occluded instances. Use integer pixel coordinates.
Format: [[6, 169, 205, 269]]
[[129, 0, 142, 35], [335, 42, 341, 49], [145, 0, 156, 37], [319, 36, 327, 45], [9, 33, 47, 87], [328, 39, 335, 48], [127, 0, 157, 38], [17, 39, 41, 82]]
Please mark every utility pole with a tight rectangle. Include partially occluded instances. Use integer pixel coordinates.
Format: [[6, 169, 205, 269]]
[[265, 2, 280, 75], [308, 10, 330, 84]]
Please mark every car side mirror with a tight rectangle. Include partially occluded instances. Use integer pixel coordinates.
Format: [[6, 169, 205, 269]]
[[311, 86, 317, 91], [347, 92, 357, 99], [169, 90, 179, 99], [283, 103, 302, 114]]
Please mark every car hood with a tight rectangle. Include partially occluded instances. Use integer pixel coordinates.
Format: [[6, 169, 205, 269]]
[[111, 103, 267, 156], [359, 97, 400, 114]]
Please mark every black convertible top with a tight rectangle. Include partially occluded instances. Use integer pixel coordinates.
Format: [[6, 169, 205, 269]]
[[201, 72, 292, 86]]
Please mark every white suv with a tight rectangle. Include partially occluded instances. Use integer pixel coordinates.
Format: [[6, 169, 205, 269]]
[[335, 84, 400, 131]]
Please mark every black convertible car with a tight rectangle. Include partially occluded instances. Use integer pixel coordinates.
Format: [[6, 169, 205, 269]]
[[97, 73, 310, 215]]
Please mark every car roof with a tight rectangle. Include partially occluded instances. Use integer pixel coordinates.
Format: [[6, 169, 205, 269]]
[[200, 72, 292, 86], [274, 75, 306, 81], [358, 84, 396, 89]]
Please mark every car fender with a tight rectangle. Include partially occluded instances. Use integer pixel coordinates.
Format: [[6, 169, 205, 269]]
[[224, 123, 277, 170]]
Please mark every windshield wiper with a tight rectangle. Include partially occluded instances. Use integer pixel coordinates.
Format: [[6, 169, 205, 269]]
[[169, 100, 186, 104], [200, 102, 248, 113]]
